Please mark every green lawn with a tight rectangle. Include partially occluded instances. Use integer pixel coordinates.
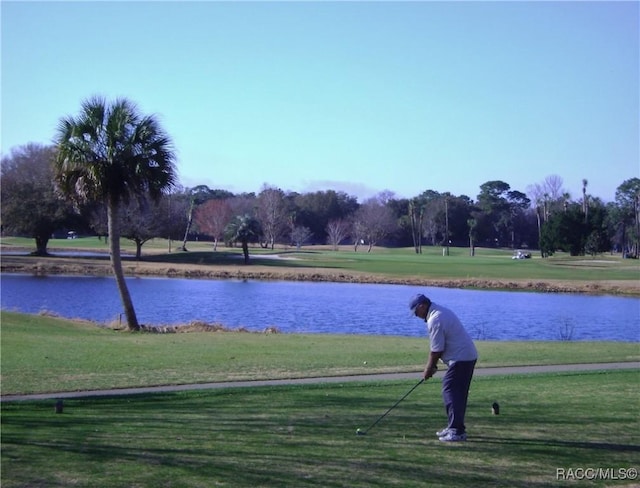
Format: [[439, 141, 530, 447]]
[[1, 243, 638, 487], [2, 370, 638, 487], [2, 236, 639, 283], [287, 246, 638, 281], [2, 311, 639, 395]]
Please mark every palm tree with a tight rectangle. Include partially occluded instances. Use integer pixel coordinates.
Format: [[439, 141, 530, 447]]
[[225, 214, 261, 264], [54, 96, 177, 331], [582, 178, 589, 223]]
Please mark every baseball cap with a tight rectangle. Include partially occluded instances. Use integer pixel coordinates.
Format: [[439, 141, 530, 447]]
[[409, 294, 430, 311]]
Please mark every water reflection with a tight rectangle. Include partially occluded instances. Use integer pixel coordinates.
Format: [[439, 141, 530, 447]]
[[1, 274, 638, 341]]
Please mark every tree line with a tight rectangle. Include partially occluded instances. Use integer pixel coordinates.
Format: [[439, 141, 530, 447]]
[[3, 143, 639, 260], [1, 97, 639, 329]]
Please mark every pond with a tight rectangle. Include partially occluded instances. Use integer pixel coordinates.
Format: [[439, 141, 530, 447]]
[[1, 274, 638, 342]]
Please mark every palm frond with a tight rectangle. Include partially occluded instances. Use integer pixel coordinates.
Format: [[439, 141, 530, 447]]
[[53, 96, 177, 205]]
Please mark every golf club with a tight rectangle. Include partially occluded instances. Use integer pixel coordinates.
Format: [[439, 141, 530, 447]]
[[356, 377, 427, 436]]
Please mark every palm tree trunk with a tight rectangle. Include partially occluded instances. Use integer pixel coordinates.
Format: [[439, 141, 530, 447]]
[[241, 240, 249, 264], [108, 201, 140, 331]]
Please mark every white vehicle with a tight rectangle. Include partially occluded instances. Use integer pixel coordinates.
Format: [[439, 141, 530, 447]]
[[512, 250, 531, 260]]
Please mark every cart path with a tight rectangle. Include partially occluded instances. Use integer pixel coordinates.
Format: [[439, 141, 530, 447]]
[[2, 362, 638, 402]]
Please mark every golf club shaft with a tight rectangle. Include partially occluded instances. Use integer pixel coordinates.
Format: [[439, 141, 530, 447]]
[[362, 378, 424, 434]]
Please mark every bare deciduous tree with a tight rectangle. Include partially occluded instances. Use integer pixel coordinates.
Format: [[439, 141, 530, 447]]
[[527, 175, 569, 256], [256, 185, 288, 250], [179, 185, 213, 251], [194, 199, 234, 250], [120, 198, 167, 260], [326, 219, 351, 250], [291, 225, 312, 250], [352, 196, 396, 252]]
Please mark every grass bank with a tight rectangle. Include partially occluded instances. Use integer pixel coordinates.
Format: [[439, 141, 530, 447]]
[[2, 311, 639, 395], [2, 370, 638, 487]]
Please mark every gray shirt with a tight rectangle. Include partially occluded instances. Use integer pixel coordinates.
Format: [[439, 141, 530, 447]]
[[426, 303, 478, 364]]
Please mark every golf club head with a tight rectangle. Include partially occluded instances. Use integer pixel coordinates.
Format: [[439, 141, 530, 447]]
[[356, 428, 366, 436]]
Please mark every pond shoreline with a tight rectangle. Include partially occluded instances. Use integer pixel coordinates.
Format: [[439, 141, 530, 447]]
[[1, 253, 638, 297]]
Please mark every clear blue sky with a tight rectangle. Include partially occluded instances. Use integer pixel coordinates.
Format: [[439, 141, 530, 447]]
[[2, 1, 638, 203]]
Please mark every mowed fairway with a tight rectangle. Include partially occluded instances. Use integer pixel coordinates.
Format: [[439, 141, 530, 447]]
[[2, 237, 639, 295], [1, 312, 639, 487], [1, 371, 638, 488], [1, 242, 638, 487]]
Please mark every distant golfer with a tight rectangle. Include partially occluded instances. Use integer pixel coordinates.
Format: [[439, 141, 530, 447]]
[[410, 293, 478, 442]]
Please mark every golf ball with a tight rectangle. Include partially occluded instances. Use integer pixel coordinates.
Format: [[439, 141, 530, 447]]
[[356, 428, 361, 434]]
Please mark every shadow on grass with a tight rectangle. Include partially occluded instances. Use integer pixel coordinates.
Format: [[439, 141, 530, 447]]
[[3, 376, 639, 488], [472, 435, 640, 452], [1, 387, 455, 487], [140, 250, 328, 270], [3, 249, 334, 270]]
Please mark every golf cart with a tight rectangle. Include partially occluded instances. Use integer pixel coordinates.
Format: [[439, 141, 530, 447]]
[[512, 250, 531, 260]]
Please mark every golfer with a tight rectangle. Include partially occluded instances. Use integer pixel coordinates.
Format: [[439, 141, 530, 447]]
[[410, 293, 478, 442]]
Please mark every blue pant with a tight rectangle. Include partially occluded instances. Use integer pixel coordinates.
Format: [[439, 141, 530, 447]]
[[442, 360, 476, 434]]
